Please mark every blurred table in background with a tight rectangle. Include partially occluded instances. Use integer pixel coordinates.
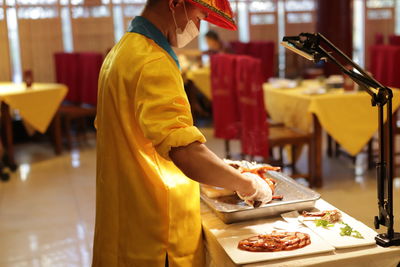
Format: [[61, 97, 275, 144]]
[[263, 80, 400, 187], [186, 67, 211, 100], [0, 82, 67, 167]]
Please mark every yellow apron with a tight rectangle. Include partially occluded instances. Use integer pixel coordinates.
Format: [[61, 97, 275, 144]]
[[92, 16, 206, 267]]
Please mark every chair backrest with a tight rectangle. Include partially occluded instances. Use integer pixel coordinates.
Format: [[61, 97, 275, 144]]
[[370, 45, 400, 88], [79, 52, 103, 106], [210, 54, 240, 140], [229, 41, 275, 81], [375, 33, 384, 45], [384, 46, 400, 88], [246, 41, 275, 81], [54, 52, 103, 106], [230, 41, 248, 55], [54, 52, 80, 103], [389, 35, 400, 46], [235, 55, 269, 158]]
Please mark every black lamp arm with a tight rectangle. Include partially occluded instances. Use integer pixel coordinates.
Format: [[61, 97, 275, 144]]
[[282, 32, 400, 247]]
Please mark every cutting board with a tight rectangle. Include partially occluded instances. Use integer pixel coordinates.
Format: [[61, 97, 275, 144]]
[[217, 227, 334, 265], [299, 211, 378, 249]]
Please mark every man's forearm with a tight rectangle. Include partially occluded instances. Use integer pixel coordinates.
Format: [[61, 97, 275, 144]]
[[170, 142, 254, 196]]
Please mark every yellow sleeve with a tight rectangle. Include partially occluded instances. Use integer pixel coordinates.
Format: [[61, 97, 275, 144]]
[[135, 56, 206, 160]]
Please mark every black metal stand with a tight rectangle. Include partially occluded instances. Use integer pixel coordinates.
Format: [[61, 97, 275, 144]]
[[282, 32, 400, 247]]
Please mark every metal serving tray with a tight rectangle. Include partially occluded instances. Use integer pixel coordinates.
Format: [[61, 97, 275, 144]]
[[200, 171, 320, 224]]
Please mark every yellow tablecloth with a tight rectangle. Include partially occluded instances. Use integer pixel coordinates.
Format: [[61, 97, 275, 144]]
[[186, 67, 212, 100], [263, 81, 400, 156], [0, 82, 68, 133], [202, 199, 400, 267]]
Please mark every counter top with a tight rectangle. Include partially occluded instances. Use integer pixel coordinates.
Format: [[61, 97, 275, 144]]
[[201, 199, 400, 267]]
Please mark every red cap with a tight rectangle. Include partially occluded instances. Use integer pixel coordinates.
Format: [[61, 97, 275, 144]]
[[187, 0, 237, 30]]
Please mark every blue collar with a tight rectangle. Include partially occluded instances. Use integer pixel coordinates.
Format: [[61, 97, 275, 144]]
[[128, 16, 180, 69]]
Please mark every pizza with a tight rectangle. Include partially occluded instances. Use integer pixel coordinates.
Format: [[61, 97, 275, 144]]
[[238, 231, 311, 252]]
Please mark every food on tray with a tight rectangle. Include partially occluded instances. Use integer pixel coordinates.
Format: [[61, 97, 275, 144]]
[[224, 160, 283, 205], [224, 159, 281, 173], [304, 210, 364, 239], [238, 172, 273, 207], [303, 210, 342, 223], [238, 231, 311, 252], [314, 219, 334, 229], [339, 222, 364, 239], [201, 185, 235, 198]]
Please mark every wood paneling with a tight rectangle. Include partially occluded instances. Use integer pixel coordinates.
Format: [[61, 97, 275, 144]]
[[72, 16, 114, 54], [18, 18, 63, 82], [364, 6, 395, 70], [0, 19, 11, 81], [285, 8, 317, 78], [316, 0, 353, 76]]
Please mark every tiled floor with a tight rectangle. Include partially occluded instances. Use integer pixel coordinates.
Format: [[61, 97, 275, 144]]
[[0, 128, 399, 266]]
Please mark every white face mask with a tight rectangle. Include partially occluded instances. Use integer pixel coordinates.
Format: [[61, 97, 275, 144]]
[[172, 1, 199, 48]]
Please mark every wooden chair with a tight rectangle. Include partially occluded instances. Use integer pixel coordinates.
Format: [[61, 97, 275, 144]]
[[54, 52, 101, 149]]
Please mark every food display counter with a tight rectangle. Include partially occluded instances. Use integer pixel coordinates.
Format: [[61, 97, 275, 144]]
[[201, 199, 400, 267]]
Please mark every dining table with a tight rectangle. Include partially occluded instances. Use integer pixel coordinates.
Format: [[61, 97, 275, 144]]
[[184, 68, 400, 187], [0, 82, 68, 168], [186, 66, 212, 100], [263, 80, 400, 187]]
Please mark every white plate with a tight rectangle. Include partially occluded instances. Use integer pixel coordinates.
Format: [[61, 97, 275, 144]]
[[299, 212, 378, 249], [217, 227, 334, 265]]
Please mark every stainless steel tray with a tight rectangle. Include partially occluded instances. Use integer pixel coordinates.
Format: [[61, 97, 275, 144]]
[[200, 171, 320, 224]]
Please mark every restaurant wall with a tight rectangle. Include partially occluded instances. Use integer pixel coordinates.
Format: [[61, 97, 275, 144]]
[[0, 5, 11, 81], [71, 5, 114, 53], [2, 0, 400, 83], [18, 18, 64, 82], [284, 0, 316, 78], [316, 0, 353, 76], [364, 1, 395, 70]]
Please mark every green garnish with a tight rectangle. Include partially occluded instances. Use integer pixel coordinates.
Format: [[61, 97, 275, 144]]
[[339, 222, 364, 239], [315, 219, 334, 228]]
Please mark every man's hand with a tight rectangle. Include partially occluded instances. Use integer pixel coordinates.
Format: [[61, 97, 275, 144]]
[[237, 173, 272, 207]]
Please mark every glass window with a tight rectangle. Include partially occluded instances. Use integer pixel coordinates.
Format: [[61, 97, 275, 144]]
[[113, 5, 124, 42], [367, 0, 394, 9], [123, 5, 144, 17], [0, 8, 4, 20], [367, 9, 392, 20], [285, 0, 315, 12], [6, 0, 16, 6], [70, 0, 84, 5], [61, 6, 73, 51], [6, 7, 22, 82], [122, 0, 145, 3], [17, 6, 58, 19], [71, 6, 89, 18], [90, 6, 110, 17], [250, 14, 275, 25], [286, 12, 313, 23], [16, 0, 57, 5], [249, 0, 275, 13]]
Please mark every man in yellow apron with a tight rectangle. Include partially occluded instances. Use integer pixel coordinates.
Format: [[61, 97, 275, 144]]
[[92, 0, 272, 266]]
